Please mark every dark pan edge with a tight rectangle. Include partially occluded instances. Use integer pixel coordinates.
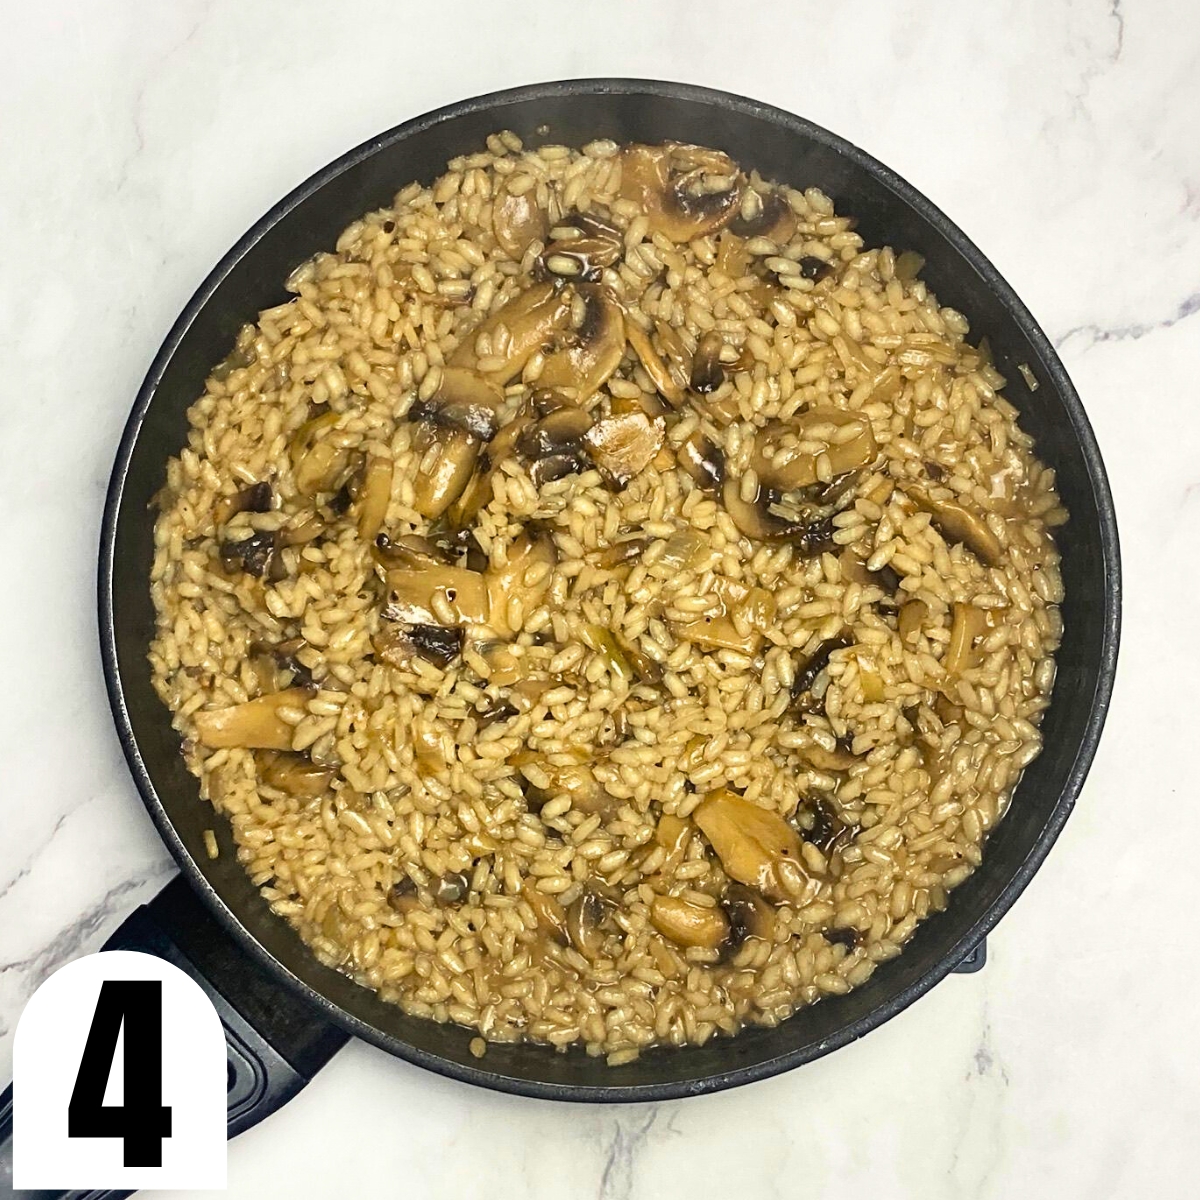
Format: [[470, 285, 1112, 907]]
[[99, 78, 1121, 1102]]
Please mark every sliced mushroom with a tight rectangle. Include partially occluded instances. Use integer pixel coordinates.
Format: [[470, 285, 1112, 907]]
[[449, 281, 573, 384], [519, 759, 612, 816], [689, 331, 726, 395], [374, 622, 464, 669], [537, 284, 626, 400], [722, 882, 776, 958], [385, 563, 489, 626], [219, 529, 277, 578], [908, 486, 1003, 566], [791, 633, 854, 702], [445, 408, 535, 528], [798, 797, 859, 856], [485, 528, 557, 635], [517, 406, 593, 459], [677, 432, 726, 492], [566, 889, 615, 958], [529, 452, 589, 488], [258, 751, 335, 799], [721, 477, 836, 551], [944, 602, 987, 676], [492, 187, 548, 258], [412, 426, 481, 520], [731, 188, 798, 243], [578, 623, 634, 683], [799, 255, 835, 283], [584, 411, 665, 489], [290, 411, 350, 497], [750, 408, 877, 492], [387, 876, 420, 915], [619, 143, 744, 243], [650, 895, 729, 950], [411, 368, 505, 442], [355, 454, 392, 541], [693, 788, 811, 902], [193, 687, 311, 751], [624, 317, 684, 407], [213, 481, 272, 527]]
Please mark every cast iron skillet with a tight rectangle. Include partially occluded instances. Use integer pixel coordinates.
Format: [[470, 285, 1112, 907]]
[[2, 77, 1121, 1196]]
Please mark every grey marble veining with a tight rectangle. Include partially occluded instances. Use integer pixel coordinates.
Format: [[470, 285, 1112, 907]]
[[2, 1, 1197, 1196]]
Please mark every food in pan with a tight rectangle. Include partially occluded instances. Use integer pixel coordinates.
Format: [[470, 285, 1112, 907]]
[[149, 133, 1065, 1063]]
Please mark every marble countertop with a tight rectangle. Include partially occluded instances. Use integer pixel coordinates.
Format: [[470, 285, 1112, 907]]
[[2, 2, 1196, 1196]]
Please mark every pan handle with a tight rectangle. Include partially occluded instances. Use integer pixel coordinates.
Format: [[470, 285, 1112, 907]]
[[0, 874, 348, 1199]]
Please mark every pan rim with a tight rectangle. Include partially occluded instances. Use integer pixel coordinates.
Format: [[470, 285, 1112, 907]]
[[98, 77, 1121, 1102]]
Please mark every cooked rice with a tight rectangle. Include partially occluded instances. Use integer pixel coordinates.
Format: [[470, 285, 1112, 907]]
[[149, 133, 1065, 1061]]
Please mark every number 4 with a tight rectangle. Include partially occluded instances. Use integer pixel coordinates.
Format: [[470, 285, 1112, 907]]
[[67, 980, 173, 1167]]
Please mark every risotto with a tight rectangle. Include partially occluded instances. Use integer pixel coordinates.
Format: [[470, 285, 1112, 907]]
[[149, 134, 1066, 1064]]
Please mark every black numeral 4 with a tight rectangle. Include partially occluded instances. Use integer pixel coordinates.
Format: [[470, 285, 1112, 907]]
[[67, 980, 173, 1167]]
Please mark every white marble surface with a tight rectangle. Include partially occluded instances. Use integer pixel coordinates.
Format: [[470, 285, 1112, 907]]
[[2, 1, 1197, 1196]]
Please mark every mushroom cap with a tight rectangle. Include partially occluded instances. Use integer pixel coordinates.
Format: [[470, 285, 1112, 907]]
[[619, 143, 744, 243]]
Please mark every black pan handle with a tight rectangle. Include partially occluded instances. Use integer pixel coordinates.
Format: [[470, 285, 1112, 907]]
[[0, 874, 348, 1199]]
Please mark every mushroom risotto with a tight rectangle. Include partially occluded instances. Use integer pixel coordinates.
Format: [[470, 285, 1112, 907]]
[[150, 134, 1066, 1063]]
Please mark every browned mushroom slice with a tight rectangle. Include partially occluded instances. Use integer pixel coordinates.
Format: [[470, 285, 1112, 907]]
[[193, 688, 312, 751], [694, 788, 811, 901], [537, 284, 626, 400], [291, 413, 351, 498], [791, 633, 854, 702], [689, 331, 726, 395], [518, 759, 612, 816], [798, 796, 859, 855], [385, 563, 489, 626], [258, 751, 335, 799], [492, 186, 548, 258], [584, 411, 665, 489], [566, 889, 617, 958], [721, 478, 835, 552], [624, 317, 684, 407], [219, 529, 278, 578], [444, 408, 535, 529], [908, 486, 1004, 567], [730, 188, 798, 243], [354, 454, 392, 541], [213, 481, 272, 527], [650, 895, 730, 950], [751, 408, 877, 492], [449, 281, 573, 384], [374, 622, 464, 669], [412, 367, 505, 442], [412, 426, 481, 520], [721, 882, 776, 957], [517, 406, 593, 459], [677, 432, 726, 492], [944, 602, 987, 676], [619, 143, 744, 243], [485, 528, 557, 635]]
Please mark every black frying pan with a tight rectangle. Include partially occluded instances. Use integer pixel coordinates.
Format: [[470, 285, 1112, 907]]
[[2, 79, 1120, 1195]]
